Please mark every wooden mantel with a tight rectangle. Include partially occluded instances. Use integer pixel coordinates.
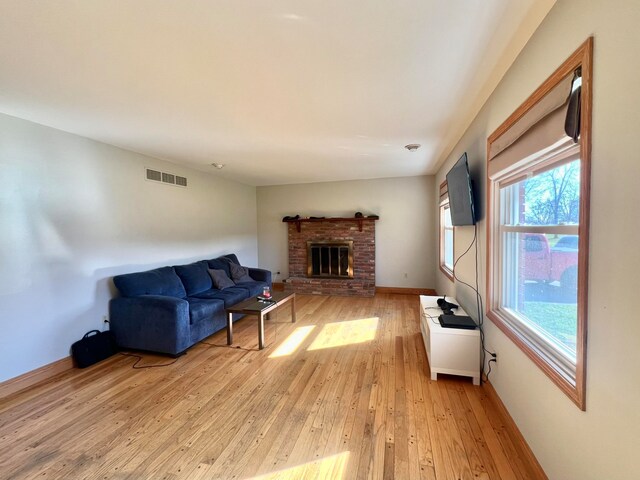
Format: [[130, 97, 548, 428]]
[[283, 216, 379, 233]]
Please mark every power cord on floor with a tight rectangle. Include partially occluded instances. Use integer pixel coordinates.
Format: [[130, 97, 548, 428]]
[[119, 352, 180, 369], [201, 319, 290, 352], [200, 342, 258, 352]]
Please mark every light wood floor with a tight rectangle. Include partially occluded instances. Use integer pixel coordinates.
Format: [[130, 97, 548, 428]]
[[0, 294, 545, 479]]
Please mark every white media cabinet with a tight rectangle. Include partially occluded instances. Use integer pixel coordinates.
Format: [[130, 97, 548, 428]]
[[419, 295, 481, 385]]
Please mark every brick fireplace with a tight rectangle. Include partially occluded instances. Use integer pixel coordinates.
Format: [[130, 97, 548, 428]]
[[283, 217, 377, 297]]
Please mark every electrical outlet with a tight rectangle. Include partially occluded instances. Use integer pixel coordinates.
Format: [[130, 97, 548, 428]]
[[490, 352, 498, 362], [103, 315, 109, 323]]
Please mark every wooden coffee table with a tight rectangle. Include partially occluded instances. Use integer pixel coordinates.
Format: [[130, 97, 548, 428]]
[[225, 291, 296, 349]]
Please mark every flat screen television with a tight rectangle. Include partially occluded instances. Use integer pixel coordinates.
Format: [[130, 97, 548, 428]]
[[446, 153, 476, 226]]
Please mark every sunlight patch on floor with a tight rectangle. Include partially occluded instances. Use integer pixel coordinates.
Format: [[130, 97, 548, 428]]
[[269, 325, 316, 358], [249, 451, 350, 480], [307, 317, 379, 351]]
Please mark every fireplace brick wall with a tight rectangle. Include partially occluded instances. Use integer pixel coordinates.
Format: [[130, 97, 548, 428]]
[[285, 219, 376, 296]]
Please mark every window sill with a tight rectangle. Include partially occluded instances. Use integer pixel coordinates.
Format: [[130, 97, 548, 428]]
[[486, 309, 585, 410], [439, 265, 454, 282]]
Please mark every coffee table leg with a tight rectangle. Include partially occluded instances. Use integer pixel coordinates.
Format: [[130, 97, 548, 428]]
[[227, 312, 233, 345], [259, 313, 265, 350], [291, 294, 297, 323]]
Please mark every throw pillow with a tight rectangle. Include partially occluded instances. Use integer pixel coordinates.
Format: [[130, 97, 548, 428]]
[[208, 257, 232, 278], [229, 263, 254, 283], [208, 269, 235, 290]]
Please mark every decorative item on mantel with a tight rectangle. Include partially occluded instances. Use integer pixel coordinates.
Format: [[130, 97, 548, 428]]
[[282, 213, 379, 232], [355, 211, 380, 220]]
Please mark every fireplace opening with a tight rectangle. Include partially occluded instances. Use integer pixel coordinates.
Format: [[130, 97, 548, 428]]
[[307, 241, 354, 279]]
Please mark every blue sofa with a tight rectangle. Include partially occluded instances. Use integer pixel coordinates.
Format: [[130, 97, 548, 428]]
[[109, 254, 271, 356]]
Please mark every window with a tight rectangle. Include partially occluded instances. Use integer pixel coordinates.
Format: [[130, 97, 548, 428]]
[[486, 39, 592, 410], [497, 156, 580, 372], [439, 181, 454, 280]]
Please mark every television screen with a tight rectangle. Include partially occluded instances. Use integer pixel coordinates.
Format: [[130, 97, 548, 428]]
[[446, 153, 476, 226]]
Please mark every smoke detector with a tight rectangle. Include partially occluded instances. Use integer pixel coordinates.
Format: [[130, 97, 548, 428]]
[[404, 144, 421, 152], [211, 163, 225, 169]]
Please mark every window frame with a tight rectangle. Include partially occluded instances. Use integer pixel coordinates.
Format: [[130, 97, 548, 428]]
[[486, 38, 592, 410], [439, 181, 454, 281]]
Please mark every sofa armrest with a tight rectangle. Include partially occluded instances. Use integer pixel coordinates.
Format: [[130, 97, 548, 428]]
[[248, 267, 272, 286], [109, 295, 190, 355]]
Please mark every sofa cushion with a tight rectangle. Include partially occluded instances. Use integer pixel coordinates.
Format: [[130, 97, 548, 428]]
[[113, 267, 187, 298], [192, 287, 248, 307], [208, 257, 232, 277], [186, 297, 225, 325], [229, 263, 254, 283], [208, 269, 235, 290], [174, 261, 212, 296], [234, 280, 268, 297]]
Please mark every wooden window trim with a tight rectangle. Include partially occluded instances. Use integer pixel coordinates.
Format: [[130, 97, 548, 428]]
[[486, 38, 592, 410], [439, 181, 454, 281]]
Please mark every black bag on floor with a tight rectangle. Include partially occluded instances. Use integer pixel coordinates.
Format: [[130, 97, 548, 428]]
[[71, 330, 118, 368]]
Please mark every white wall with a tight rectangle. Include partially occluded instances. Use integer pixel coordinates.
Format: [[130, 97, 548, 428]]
[[0, 113, 258, 383], [257, 176, 435, 288], [434, 1, 640, 478]]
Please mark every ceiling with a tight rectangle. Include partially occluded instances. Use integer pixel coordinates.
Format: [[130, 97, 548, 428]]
[[0, 1, 555, 186]]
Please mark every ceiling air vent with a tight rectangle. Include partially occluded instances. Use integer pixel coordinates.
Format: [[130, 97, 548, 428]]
[[162, 172, 176, 184], [145, 168, 188, 188], [146, 168, 162, 182]]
